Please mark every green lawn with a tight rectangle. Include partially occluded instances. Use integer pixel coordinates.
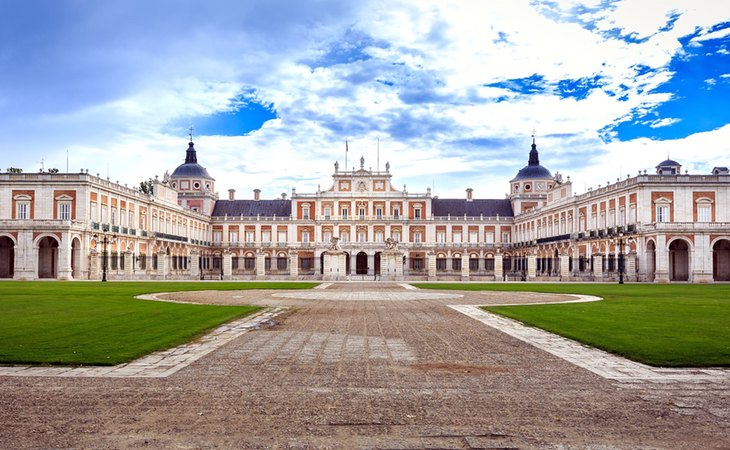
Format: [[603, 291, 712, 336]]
[[413, 283, 730, 367], [0, 281, 317, 366]]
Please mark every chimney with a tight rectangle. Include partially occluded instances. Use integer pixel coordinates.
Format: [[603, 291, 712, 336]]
[[228, 189, 235, 200], [253, 189, 261, 201], [466, 188, 473, 201]]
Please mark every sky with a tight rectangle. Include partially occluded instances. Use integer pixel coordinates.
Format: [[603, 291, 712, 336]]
[[1, 0, 729, 200]]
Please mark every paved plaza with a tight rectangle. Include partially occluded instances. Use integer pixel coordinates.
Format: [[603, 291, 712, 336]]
[[1, 283, 728, 448]]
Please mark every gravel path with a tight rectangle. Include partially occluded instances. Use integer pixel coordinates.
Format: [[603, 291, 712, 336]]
[[1, 282, 728, 449]]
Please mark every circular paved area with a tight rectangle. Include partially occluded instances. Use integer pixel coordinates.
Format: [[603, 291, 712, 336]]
[[1, 282, 728, 449], [271, 290, 464, 301]]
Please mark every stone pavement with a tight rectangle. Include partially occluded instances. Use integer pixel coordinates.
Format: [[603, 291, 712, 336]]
[[1, 282, 729, 449]]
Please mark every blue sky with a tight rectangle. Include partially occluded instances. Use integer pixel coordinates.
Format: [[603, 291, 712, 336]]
[[1, 0, 729, 198]]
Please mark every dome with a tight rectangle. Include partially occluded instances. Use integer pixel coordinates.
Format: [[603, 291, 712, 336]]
[[171, 141, 213, 179], [656, 159, 681, 167], [511, 139, 552, 181]]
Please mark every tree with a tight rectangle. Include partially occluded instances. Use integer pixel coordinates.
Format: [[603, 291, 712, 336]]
[[139, 178, 155, 194], [6, 167, 22, 173]]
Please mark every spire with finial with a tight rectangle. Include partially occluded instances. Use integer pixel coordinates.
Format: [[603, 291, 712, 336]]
[[528, 129, 540, 166], [185, 127, 198, 164]]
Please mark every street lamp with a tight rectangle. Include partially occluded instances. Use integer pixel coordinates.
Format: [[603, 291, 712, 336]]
[[93, 233, 116, 282], [617, 232, 625, 284]]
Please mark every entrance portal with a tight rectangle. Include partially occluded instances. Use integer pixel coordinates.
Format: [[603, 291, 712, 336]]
[[374, 252, 381, 276], [38, 236, 59, 279], [0, 236, 14, 278], [669, 239, 689, 281], [356, 251, 368, 275], [713, 239, 730, 281]]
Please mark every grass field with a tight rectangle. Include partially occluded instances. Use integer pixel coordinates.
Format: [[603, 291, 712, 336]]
[[0, 281, 317, 366], [413, 283, 730, 368]]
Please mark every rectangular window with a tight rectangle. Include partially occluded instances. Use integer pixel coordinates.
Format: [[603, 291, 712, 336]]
[[618, 208, 625, 226], [698, 204, 711, 222], [411, 258, 423, 270], [452, 258, 461, 271], [485, 232, 495, 244], [375, 231, 384, 243], [245, 231, 255, 242], [436, 231, 446, 243], [277, 231, 287, 243], [376, 208, 383, 219], [17, 202, 29, 219], [229, 231, 238, 244], [436, 258, 446, 270], [414, 232, 422, 243], [656, 205, 669, 223], [392, 231, 401, 242], [358, 231, 366, 242], [469, 231, 478, 243], [302, 231, 310, 244], [262, 231, 271, 242], [111, 209, 117, 225], [59, 202, 72, 220], [213, 231, 223, 243], [324, 207, 331, 220], [502, 232, 511, 244], [244, 257, 255, 270], [302, 207, 310, 220], [323, 231, 332, 243], [393, 208, 400, 219], [359, 207, 366, 219], [453, 232, 462, 243], [414, 208, 422, 219], [341, 208, 348, 219], [340, 232, 349, 242], [469, 258, 479, 271], [277, 257, 287, 271], [629, 205, 637, 224], [90, 203, 98, 221]]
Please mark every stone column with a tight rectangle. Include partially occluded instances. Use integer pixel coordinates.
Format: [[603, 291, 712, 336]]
[[88, 249, 100, 281], [427, 251, 436, 280], [461, 253, 470, 281], [527, 254, 537, 280], [350, 253, 357, 277], [654, 234, 669, 283], [57, 231, 73, 280], [189, 249, 200, 279], [256, 249, 266, 280], [494, 253, 503, 281], [124, 250, 133, 279], [158, 251, 168, 280], [592, 254, 603, 280], [222, 250, 232, 280], [560, 255, 570, 279], [14, 230, 35, 280], [289, 250, 299, 279], [626, 251, 636, 280], [692, 234, 713, 283]]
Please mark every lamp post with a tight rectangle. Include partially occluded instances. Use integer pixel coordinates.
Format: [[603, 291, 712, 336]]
[[93, 234, 116, 282], [618, 232, 625, 284]]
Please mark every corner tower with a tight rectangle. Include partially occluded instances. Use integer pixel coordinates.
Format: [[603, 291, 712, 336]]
[[509, 137, 554, 214], [169, 140, 218, 215]]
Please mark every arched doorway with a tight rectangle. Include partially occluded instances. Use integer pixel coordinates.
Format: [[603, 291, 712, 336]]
[[344, 252, 351, 274], [71, 237, 81, 279], [38, 236, 60, 279], [713, 239, 730, 281], [0, 236, 14, 278], [646, 240, 656, 282], [320, 253, 325, 275], [356, 251, 368, 275], [374, 252, 381, 276], [669, 239, 689, 281]]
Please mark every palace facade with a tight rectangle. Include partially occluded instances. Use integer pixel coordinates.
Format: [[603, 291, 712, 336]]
[[1, 139, 729, 282]]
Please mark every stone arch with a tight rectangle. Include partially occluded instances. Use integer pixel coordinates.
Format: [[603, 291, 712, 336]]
[[37, 235, 60, 279], [668, 238, 690, 282], [0, 235, 15, 278], [712, 238, 730, 281], [356, 251, 368, 275]]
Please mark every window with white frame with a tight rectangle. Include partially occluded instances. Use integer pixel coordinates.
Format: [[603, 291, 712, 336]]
[[245, 231, 255, 242], [341, 207, 348, 219], [414, 207, 422, 219], [129, 212, 135, 229], [413, 231, 422, 243], [323, 230, 332, 243], [262, 230, 271, 242], [453, 232, 462, 243], [502, 232, 511, 244], [469, 231, 478, 243], [213, 231, 223, 243], [229, 231, 238, 244], [111, 209, 117, 225], [340, 231, 349, 242], [393, 207, 400, 219], [302, 231, 310, 244], [101, 206, 108, 224], [375, 231, 384, 242], [656, 204, 670, 223], [58, 202, 72, 220], [277, 230, 287, 243], [391, 231, 401, 242], [359, 207, 366, 219], [436, 231, 446, 243], [302, 204, 310, 220], [485, 232, 495, 244], [618, 208, 625, 226], [324, 207, 331, 220], [608, 210, 615, 227], [697, 202, 712, 222], [376, 207, 383, 219], [629, 205, 637, 224], [16, 201, 30, 219], [358, 230, 366, 242]]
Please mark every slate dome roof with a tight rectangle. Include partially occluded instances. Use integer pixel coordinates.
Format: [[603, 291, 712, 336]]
[[656, 158, 681, 167], [171, 141, 213, 179], [511, 139, 552, 181]]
